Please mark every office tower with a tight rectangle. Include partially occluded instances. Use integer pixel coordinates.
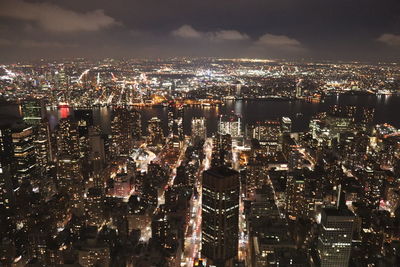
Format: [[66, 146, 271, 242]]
[[202, 166, 240, 266], [56, 154, 82, 197], [286, 171, 307, 220], [191, 117, 207, 144], [21, 99, 45, 125], [111, 107, 133, 157], [250, 120, 282, 153], [57, 117, 80, 158], [0, 123, 13, 168], [88, 126, 105, 160], [11, 123, 37, 187], [295, 79, 302, 98], [364, 168, 385, 209], [147, 117, 164, 146], [74, 109, 94, 137], [151, 205, 171, 249], [245, 162, 268, 199], [85, 187, 105, 227], [34, 119, 52, 175], [212, 133, 232, 167], [281, 117, 292, 134], [167, 102, 185, 140], [167, 102, 175, 138], [218, 114, 242, 139], [317, 190, 355, 267]]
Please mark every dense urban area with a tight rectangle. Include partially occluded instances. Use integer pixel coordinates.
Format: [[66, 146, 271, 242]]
[[1, 58, 400, 267]]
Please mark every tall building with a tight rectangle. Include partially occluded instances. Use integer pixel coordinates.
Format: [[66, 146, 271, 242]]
[[34, 119, 52, 176], [147, 117, 164, 146], [281, 117, 292, 134], [111, 108, 133, 157], [57, 118, 80, 158], [317, 190, 355, 267], [21, 99, 45, 125], [218, 115, 242, 139], [0, 163, 14, 212], [202, 166, 239, 266], [250, 120, 282, 153], [295, 79, 302, 99], [0, 122, 13, 168], [191, 117, 206, 144], [167, 102, 184, 140], [11, 123, 37, 188], [212, 133, 232, 167]]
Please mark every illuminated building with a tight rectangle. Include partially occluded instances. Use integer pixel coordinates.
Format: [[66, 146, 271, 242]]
[[167, 102, 185, 141], [295, 79, 302, 98], [286, 171, 306, 220], [212, 133, 232, 167], [78, 238, 110, 267], [74, 109, 94, 136], [281, 117, 292, 134], [56, 155, 82, 205], [57, 118, 80, 158], [152, 205, 171, 249], [317, 190, 355, 267], [250, 121, 282, 154], [363, 168, 385, 209], [202, 166, 239, 266], [21, 99, 45, 125], [110, 172, 132, 198], [111, 107, 133, 157], [147, 117, 164, 146], [218, 114, 242, 139], [85, 187, 105, 227], [11, 123, 37, 187], [0, 163, 14, 212], [191, 117, 207, 144], [245, 162, 268, 199], [34, 119, 52, 176], [0, 123, 13, 168]]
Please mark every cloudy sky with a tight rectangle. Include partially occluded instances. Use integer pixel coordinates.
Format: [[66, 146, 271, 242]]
[[0, 0, 399, 62]]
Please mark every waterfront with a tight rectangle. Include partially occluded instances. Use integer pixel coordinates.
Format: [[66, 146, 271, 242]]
[[2, 94, 400, 135]]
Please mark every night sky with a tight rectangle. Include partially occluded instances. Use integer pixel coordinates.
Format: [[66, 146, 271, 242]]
[[0, 0, 399, 62]]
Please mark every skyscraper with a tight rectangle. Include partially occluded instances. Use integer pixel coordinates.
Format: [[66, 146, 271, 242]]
[[111, 107, 133, 157], [21, 99, 45, 125], [57, 118, 80, 158], [218, 115, 242, 139], [202, 166, 239, 266], [191, 117, 206, 144], [317, 190, 355, 267], [11, 123, 37, 188], [167, 102, 185, 141], [147, 117, 164, 146]]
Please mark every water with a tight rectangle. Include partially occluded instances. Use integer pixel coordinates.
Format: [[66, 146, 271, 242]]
[[1, 94, 400, 135]]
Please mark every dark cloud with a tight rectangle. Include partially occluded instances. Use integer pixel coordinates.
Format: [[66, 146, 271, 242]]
[[377, 34, 400, 46], [0, 0, 399, 62], [171, 25, 249, 41], [0, 0, 118, 32]]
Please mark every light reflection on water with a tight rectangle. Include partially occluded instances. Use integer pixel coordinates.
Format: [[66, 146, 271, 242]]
[[2, 95, 400, 135]]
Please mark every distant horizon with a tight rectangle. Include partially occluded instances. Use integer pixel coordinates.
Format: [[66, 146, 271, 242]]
[[1, 56, 400, 65]]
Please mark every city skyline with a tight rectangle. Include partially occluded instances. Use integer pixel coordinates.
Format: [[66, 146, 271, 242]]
[[1, 1, 400, 267]]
